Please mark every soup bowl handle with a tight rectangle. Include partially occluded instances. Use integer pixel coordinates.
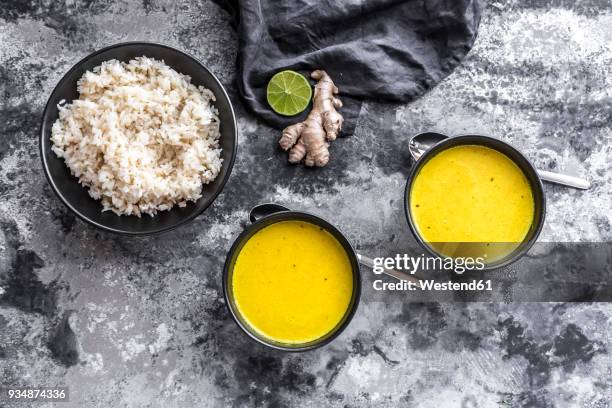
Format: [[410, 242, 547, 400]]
[[249, 203, 291, 223]]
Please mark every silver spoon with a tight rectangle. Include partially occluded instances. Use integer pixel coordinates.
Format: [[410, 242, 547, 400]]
[[409, 132, 591, 190]]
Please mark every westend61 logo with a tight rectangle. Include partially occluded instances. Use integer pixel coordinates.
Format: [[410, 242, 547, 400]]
[[372, 254, 486, 275], [371, 254, 493, 293]]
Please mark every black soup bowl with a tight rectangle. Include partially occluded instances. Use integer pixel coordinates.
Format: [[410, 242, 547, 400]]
[[223, 204, 362, 352], [40, 42, 237, 235], [404, 135, 546, 269]]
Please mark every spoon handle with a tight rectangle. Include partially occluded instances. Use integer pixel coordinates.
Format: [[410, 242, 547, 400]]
[[356, 253, 420, 283], [537, 170, 590, 190]]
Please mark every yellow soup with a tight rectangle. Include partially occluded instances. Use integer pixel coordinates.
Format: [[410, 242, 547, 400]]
[[410, 145, 534, 261], [231, 220, 354, 345]]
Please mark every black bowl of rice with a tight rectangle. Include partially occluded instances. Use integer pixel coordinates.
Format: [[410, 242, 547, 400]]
[[40, 42, 237, 235]]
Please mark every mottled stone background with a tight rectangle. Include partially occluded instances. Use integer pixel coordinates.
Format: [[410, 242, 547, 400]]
[[0, 1, 611, 407]]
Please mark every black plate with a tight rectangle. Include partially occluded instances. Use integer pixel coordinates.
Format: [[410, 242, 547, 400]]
[[40, 42, 237, 235]]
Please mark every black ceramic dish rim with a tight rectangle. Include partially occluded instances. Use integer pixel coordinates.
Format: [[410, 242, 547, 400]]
[[222, 209, 362, 352], [39, 41, 238, 236], [403, 134, 546, 270]]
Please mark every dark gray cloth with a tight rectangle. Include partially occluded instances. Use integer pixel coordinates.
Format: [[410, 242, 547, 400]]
[[217, 0, 485, 135]]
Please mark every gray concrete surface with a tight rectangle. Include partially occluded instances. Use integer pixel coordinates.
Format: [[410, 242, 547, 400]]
[[0, 1, 610, 407]]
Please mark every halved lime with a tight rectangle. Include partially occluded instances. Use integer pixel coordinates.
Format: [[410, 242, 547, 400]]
[[266, 70, 312, 116]]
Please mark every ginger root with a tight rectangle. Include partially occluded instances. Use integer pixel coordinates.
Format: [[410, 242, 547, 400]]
[[279, 70, 343, 167]]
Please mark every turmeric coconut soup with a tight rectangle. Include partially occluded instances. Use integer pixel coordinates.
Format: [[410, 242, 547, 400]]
[[231, 220, 354, 345], [409, 145, 535, 262]]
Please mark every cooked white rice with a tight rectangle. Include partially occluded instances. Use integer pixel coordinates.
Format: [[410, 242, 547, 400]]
[[51, 56, 223, 217]]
